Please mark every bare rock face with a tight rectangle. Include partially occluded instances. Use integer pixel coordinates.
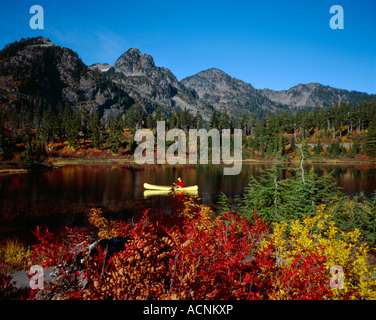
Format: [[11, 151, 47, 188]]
[[182, 68, 372, 117], [181, 68, 282, 118], [88, 63, 112, 73], [0, 37, 133, 115], [113, 48, 156, 75], [107, 48, 199, 112], [260, 83, 370, 109]]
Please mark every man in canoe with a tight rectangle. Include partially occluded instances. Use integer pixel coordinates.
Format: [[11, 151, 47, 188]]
[[173, 177, 184, 188]]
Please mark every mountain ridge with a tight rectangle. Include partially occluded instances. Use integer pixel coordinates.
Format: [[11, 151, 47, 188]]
[[0, 36, 134, 117], [259, 82, 371, 109], [104, 47, 201, 114], [180, 67, 283, 118], [1, 37, 374, 121]]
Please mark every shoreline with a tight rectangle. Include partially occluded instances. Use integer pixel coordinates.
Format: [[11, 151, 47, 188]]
[[0, 156, 375, 175], [242, 158, 376, 165]]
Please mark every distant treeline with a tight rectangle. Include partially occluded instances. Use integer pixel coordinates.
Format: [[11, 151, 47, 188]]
[[1, 98, 376, 160]]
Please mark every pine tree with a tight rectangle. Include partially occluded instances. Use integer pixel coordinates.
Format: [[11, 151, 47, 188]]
[[290, 136, 296, 151], [107, 129, 122, 154], [77, 107, 90, 143], [240, 164, 340, 224], [88, 111, 103, 149], [259, 136, 265, 157], [217, 192, 232, 215], [239, 113, 249, 135], [125, 105, 142, 131], [41, 106, 58, 145], [181, 108, 191, 130], [0, 110, 13, 160], [155, 106, 163, 122], [66, 113, 79, 147], [266, 143, 273, 157], [168, 112, 177, 130], [230, 116, 237, 131], [241, 164, 287, 223], [328, 142, 341, 157], [61, 105, 79, 147], [210, 109, 220, 129], [220, 108, 230, 130], [146, 114, 154, 129], [350, 141, 360, 156], [365, 114, 376, 158], [194, 111, 203, 130], [313, 139, 323, 155]]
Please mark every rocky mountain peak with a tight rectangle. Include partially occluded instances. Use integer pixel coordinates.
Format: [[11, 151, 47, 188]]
[[198, 68, 227, 76], [107, 47, 200, 111], [260, 82, 371, 109], [181, 68, 275, 116], [1, 37, 372, 123], [184, 68, 233, 83], [0, 37, 134, 115], [114, 48, 156, 75], [182, 68, 255, 91], [29, 36, 54, 47], [9, 36, 53, 47], [89, 63, 112, 72], [1, 37, 55, 59]]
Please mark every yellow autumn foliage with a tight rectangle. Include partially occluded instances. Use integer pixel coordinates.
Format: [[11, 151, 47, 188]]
[[0, 239, 31, 272], [264, 204, 376, 300], [179, 196, 221, 231], [87, 207, 123, 240]]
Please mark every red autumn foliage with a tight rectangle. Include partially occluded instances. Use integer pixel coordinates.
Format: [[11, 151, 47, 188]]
[[0, 273, 15, 299], [80, 202, 271, 300], [253, 245, 334, 300], [31, 226, 90, 268], [22, 195, 352, 300]]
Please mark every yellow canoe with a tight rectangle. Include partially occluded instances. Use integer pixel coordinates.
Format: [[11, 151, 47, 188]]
[[143, 189, 198, 198], [143, 183, 198, 192]]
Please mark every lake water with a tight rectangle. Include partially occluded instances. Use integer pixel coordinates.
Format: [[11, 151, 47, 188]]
[[1, 163, 376, 243]]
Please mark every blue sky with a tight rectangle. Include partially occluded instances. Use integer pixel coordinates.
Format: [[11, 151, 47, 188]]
[[1, 0, 375, 93]]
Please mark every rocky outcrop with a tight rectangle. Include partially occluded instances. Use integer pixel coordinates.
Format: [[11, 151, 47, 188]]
[[107, 48, 200, 112], [182, 68, 372, 117], [0, 37, 134, 115], [88, 63, 112, 72], [260, 83, 371, 109], [181, 68, 283, 117]]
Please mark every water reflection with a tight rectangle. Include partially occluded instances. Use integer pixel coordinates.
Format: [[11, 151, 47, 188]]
[[0, 163, 375, 242]]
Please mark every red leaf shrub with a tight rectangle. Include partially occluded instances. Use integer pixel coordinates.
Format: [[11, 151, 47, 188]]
[[24, 195, 376, 300], [80, 198, 271, 300], [0, 272, 15, 299], [31, 226, 90, 268]]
